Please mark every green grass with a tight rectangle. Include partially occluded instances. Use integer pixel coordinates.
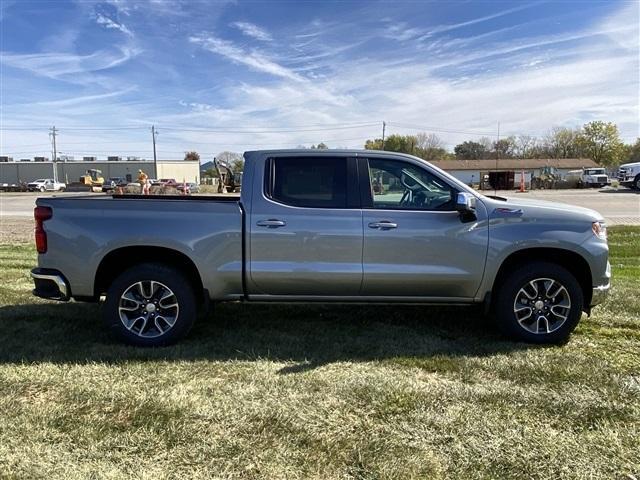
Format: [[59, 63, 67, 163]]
[[0, 228, 639, 479]]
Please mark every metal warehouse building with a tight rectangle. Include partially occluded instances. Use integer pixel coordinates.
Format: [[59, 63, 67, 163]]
[[0, 159, 200, 185], [430, 158, 599, 189]]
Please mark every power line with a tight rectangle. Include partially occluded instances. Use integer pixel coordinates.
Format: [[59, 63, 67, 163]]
[[0, 122, 380, 133], [159, 123, 379, 134], [386, 121, 496, 136]]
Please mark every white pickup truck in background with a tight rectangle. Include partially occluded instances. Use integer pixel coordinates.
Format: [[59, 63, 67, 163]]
[[617, 162, 640, 190], [27, 178, 66, 192]]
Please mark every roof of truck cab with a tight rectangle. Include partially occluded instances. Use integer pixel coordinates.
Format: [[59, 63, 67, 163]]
[[243, 149, 423, 160]]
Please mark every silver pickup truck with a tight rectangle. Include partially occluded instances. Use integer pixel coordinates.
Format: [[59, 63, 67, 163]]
[[31, 150, 611, 346]]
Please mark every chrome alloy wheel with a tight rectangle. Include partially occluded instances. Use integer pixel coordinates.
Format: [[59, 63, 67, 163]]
[[118, 281, 179, 338], [513, 278, 572, 334]]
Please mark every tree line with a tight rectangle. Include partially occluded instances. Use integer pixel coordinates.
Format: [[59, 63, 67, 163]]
[[363, 121, 639, 167], [189, 121, 640, 171]]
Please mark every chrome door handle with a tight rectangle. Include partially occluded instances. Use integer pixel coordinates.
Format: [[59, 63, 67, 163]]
[[368, 221, 398, 230], [256, 219, 287, 228]]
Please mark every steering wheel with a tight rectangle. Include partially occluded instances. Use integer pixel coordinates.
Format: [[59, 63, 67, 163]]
[[400, 172, 422, 191]]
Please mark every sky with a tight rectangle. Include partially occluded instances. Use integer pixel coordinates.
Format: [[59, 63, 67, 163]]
[[1, 0, 638, 161]]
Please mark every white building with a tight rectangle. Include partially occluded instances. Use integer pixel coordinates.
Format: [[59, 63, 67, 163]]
[[0, 159, 200, 185]]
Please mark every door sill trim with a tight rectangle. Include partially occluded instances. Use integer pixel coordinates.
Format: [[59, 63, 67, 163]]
[[245, 294, 477, 304]]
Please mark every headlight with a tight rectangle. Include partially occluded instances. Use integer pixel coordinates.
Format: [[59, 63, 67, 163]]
[[592, 221, 607, 241]]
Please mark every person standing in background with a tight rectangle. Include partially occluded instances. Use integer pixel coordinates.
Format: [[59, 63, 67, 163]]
[[138, 169, 150, 195]]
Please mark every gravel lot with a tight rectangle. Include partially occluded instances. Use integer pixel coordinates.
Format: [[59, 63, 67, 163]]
[[1, 188, 638, 245]]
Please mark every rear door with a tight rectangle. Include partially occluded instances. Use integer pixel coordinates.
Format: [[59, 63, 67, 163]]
[[360, 156, 488, 299], [248, 155, 363, 296]]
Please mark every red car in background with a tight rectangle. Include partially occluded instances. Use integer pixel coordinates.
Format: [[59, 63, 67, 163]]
[[157, 178, 178, 187]]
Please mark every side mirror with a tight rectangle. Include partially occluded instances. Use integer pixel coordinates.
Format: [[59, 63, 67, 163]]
[[455, 192, 476, 214]]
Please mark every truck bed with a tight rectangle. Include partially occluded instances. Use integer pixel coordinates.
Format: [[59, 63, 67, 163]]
[[36, 194, 245, 300]]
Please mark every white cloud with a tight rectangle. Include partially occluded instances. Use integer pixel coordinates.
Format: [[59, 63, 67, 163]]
[[0, 46, 141, 82], [422, 2, 542, 37], [189, 35, 304, 82], [34, 88, 136, 107], [231, 21, 273, 42], [95, 13, 133, 37]]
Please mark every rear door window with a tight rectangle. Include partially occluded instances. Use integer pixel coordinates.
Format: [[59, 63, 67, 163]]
[[267, 157, 347, 208]]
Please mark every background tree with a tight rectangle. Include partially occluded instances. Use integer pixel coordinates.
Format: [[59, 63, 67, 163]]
[[454, 141, 487, 160], [184, 151, 200, 162], [364, 138, 384, 150], [364, 134, 416, 154], [543, 127, 582, 158], [578, 121, 624, 166], [415, 133, 443, 150], [216, 151, 244, 172], [624, 138, 640, 163], [493, 136, 516, 158], [311, 142, 329, 149], [414, 133, 449, 160], [515, 135, 537, 159]]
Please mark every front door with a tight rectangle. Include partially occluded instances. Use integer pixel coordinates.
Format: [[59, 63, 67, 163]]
[[361, 157, 488, 299], [248, 155, 363, 296]]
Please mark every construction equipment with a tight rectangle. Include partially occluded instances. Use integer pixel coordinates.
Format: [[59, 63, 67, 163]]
[[531, 166, 560, 190], [79, 169, 104, 188], [214, 159, 240, 193]]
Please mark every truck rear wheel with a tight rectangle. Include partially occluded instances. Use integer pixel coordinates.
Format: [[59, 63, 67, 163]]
[[494, 262, 584, 344], [104, 263, 196, 346]]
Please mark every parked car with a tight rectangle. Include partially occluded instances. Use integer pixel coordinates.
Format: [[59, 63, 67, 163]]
[[158, 178, 178, 187], [27, 178, 66, 192], [31, 149, 610, 347], [0, 182, 28, 192], [617, 162, 640, 189], [101, 177, 128, 192], [176, 182, 199, 194]]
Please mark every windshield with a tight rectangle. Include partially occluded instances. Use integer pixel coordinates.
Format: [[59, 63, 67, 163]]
[[585, 169, 605, 175]]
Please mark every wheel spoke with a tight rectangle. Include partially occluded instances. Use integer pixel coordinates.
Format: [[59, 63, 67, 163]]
[[541, 316, 550, 333], [550, 305, 569, 320], [126, 314, 147, 333], [545, 280, 563, 299], [523, 281, 539, 299]]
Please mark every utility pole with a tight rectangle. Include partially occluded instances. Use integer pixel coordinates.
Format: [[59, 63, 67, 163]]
[[381, 121, 386, 150], [494, 121, 500, 196], [151, 125, 158, 178], [49, 126, 58, 182]]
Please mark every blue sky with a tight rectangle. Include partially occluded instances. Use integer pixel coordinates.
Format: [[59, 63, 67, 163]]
[[1, 0, 638, 160]]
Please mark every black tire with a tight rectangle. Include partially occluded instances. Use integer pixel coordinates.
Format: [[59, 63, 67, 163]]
[[634, 174, 640, 190], [494, 262, 584, 344], [104, 263, 197, 346]]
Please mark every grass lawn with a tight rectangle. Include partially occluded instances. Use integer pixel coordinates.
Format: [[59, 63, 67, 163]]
[[0, 227, 638, 479]]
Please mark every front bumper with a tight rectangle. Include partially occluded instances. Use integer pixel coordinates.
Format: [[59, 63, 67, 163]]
[[31, 268, 70, 301]]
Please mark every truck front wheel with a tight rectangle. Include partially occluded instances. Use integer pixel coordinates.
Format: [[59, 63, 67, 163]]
[[494, 262, 584, 344], [634, 174, 640, 190], [104, 263, 197, 346]]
